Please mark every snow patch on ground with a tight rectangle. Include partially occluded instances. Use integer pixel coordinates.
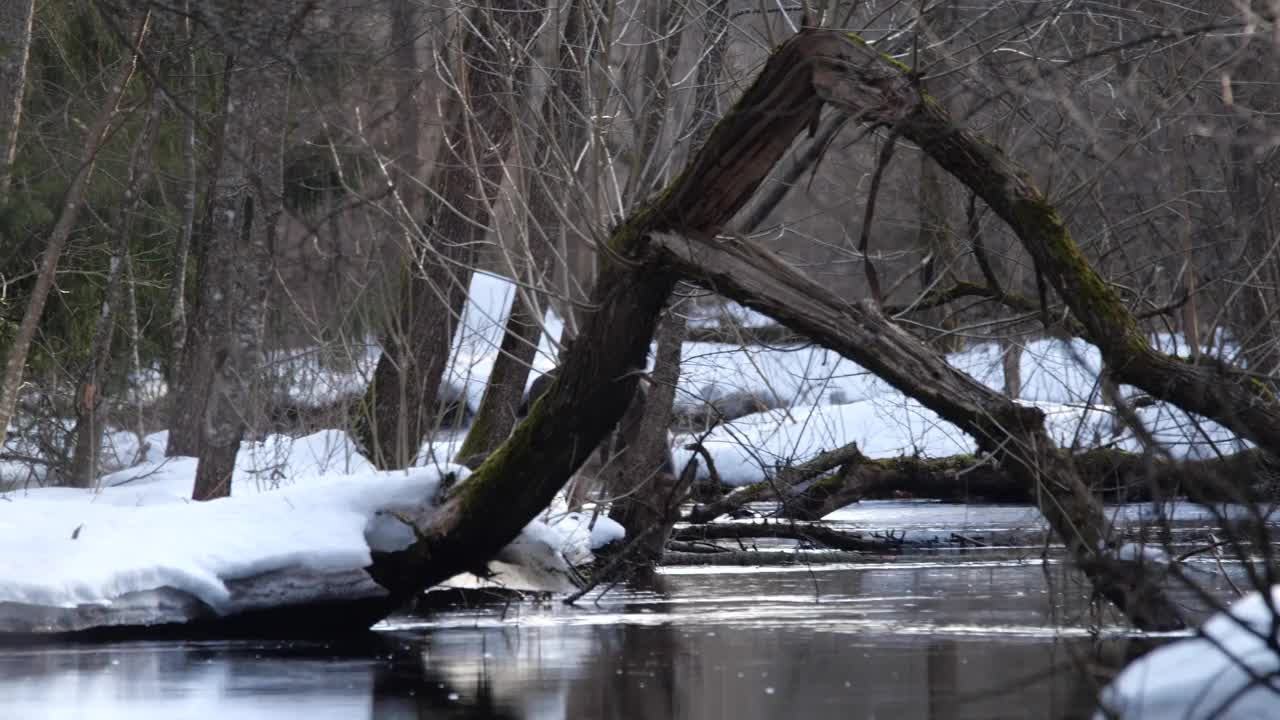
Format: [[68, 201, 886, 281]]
[[0, 469, 442, 612], [1099, 587, 1280, 719], [260, 271, 563, 414], [0, 429, 622, 633]]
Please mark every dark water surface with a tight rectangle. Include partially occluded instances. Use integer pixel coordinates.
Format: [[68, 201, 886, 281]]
[[0, 502, 1259, 720]]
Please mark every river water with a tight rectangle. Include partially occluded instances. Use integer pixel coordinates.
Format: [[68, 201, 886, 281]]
[[0, 502, 1262, 720]]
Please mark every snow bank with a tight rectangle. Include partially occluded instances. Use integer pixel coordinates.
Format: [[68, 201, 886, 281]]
[[0, 429, 623, 633], [239, 276, 1241, 432], [0, 469, 443, 612], [1098, 587, 1280, 719]]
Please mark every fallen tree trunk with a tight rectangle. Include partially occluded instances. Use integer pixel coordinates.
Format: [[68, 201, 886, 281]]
[[650, 228, 1183, 628], [684, 322, 801, 346], [367, 31, 828, 600], [662, 549, 869, 566], [671, 520, 893, 552], [686, 441, 870, 522], [689, 447, 1280, 522], [802, 33, 1280, 456], [370, 29, 1183, 631]]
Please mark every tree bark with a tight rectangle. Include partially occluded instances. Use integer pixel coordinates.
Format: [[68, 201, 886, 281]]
[[0, 12, 149, 450], [191, 4, 292, 501], [370, 30, 1184, 631], [689, 447, 1278, 522], [829, 51, 1280, 455], [0, 0, 34, 197], [165, 0, 197, 396], [166, 55, 229, 458], [354, 0, 545, 469], [455, 0, 595, 465], [368, 31, 824, 599], [606, 304, 686, 562]]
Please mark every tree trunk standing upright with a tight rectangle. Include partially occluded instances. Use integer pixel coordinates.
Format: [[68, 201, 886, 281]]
[[455, 0, 598, 466], [355, 0, 544, 469], [166, 0, 198, 392], [166, 56, 230, 458], [190, 3, 293, 501], [606, 303, 686, 561], [911, 7, 964, 353], [70, 89, 164, 488], [387, 0, 424, 207], [0, 11, 150, 448], [603, 0, 727, 558], [622, 0, 684, 201], [1226, 117, 1280, 374], [0, 0, 34, 197]]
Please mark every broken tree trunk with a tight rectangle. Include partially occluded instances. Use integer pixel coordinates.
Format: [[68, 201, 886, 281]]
[[370, 29, 1183, 631], [651, 227, 1182, 628], [367, 31, 830, 599]]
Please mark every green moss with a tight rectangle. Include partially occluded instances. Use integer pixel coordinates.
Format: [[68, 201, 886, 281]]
[[454, 403, 500, 464], [1008, 194, 1146, 355], [844, 32, 914, 75], [809, 471, 848, 492], [1247, 377, 1277, 404]]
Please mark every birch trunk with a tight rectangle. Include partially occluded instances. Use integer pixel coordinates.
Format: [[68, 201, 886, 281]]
[[0, 0, 34, 196]]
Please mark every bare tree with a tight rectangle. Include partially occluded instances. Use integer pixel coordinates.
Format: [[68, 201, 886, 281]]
[[455, 0, 602, 465], [190, 3, 295, 500], [0, 9, 150, 452], [366, 29, 1213, 632], [165, 0, 198, 390], [69, 86, 164, 488], [355, 0, 545, 469], [0, 0, 34, 197]]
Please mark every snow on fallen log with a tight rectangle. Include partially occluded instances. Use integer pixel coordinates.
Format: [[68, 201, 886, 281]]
[[0, 429, 622, 635], [1098, 587, 1280, 719]]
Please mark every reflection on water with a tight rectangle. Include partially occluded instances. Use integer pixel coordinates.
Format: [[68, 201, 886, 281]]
[[0, 555, 1209, 720]]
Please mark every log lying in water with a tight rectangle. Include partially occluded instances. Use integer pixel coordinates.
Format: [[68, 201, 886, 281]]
[[687, 447, 1280, 523], [662, 549, 869, 566]]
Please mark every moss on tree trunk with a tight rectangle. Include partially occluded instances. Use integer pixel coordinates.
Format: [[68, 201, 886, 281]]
[[369, 29, 1188, 631]]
